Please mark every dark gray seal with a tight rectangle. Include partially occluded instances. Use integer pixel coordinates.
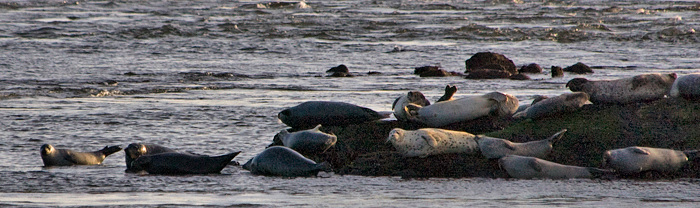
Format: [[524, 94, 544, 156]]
[[602, 146, 696, 174], [499, 155, 612, 179], [130, 151, 241, 175], [124, 143, 179, 172], [512, 92, 589, 120], [275, 124, 337, 155], [566, 73, 677, 104], [670, 73, 700, 100], [40, 144, 122, 166], [242, 146, 331, 177], [278, 101, 387, 129]]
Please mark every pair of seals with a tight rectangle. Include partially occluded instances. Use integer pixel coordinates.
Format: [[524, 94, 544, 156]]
[[476, 129, 567, 159], [40, 144, 122, 166], [278, 101, 387, 129], [131, 151, 241, 175], [276, 124, 337, 155], [386, 128, 479, 158], [405, 91, 519, 127], [124, 143, 179, 172], [512, 92, 590, 120], [603, 146, 696, 174], [499, 155, 610, 179], [392, 91, 431, 121], [566, 73, 677, 104], [242, 146, 331, 177], [670, 73, 700, 100]]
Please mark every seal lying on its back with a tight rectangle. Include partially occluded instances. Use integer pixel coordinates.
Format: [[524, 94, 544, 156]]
[[40, 144, 122, 166], [392, 91, 430, 121], [278, 101, 387, 129], [603, 146, 696, 174], [566, 73, 677, 104], [130, 151, 241, 175], [124, 143, 179, 172], [499, 155, 611, 179], [386, 128, 479, 158], [670, 73, 700, 100], [476, 129, 567, 159], [405, 92, 519, 127], [242, 146, 331, 177], [512, 92, 589, 120], [276, 124, 337, 155]]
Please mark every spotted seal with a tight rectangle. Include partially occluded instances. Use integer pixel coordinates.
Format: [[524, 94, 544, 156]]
[[392, 91, 430, 121], [499, 155, 611, 179], [130, 151, 241, 175], [275, 124, 337, 155], [386, 128, 479, 158], [512, 92, 589, 120], [566, 73, 677, 104], [278, 101, 387, 129], [405, 91, 519, 127], [476, 129, 567, 159], [242, 146, 331, 177], [670, 73, 700, 100], [40, 144, 122, 166], [602, 146, 696, 174]]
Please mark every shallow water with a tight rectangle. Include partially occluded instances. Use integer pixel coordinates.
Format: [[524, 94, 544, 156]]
[[1, 0, 700, 207]]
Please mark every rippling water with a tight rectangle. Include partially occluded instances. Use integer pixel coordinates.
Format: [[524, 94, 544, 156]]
[[1, 0, 700, 207]]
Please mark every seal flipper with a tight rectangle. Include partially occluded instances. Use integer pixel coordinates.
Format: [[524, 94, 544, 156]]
[[528, 159, 543, 172], [545, 129, 568, 145], [502, 141, 517, 151], [315, 161, 332, 173], [391, 96, 401, 110], [436, 85, 457, 102], [587, 167, 615, 179], [631, 147, 650, 155], [683, 150, 700, 161], [241, 158, 253, 171], [420, 135, 439, 148], [99, 145, 123, 157]]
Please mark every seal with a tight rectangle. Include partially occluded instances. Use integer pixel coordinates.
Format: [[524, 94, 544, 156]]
[[566, 73, 677, 104], [436, 85, 457, 102], [499, 155, 611, 179], [476, 129, 567, 159], [386, 128, 479, 158], [275, 124, 337, 155], [242, 146, 331, 177], [40, 144, 122, 166], [405, 91, 519, 127], [514, 95, 549, 114], [278, 101, 387, 129], [130, 151, 241, 175], [602, 146, 692, 174], [392, 91, 430, 121], [670, 73, 700, 100], [512, 92, 589, 120], [124, 143, 179, 172]]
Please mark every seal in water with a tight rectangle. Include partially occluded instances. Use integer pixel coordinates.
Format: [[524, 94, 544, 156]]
[[130, 151, 241, 175], [499, 155, 611, 179], [392, 91, 430, 121], [278, 101, 387, 129], [602, 146, 695, 174], [566, 73, 677, 104], [124, 143, 179, 172], [405, 91, 519, 127], [276, 124, 337, 155], [386, 128, 479, 158], [40, 144, 122, 166], [512, 92, 589, 120], [670, 73, 700, 101], [476, 129, 567, 159], [242, 146, 331, 177]]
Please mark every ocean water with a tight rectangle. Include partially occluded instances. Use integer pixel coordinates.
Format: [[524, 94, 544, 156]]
[[1, 0, 700, 207]]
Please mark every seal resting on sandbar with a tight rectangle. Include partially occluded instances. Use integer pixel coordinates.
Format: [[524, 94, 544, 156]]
[[278, 101, 387, 129], [386, 128, 479, 158], [566, 73, 677, 104], [242, 146, 331, 177], [124, 143, 180, 172], [499, 155, 611, 179], [275, 124, 337, 155], [512, 92, 590, 120], [40, 144, 122, 166], [670, 73, 700, 101], [602, 146, 697, 174], [130, 151, 241, 175], [405, 91, 519, 127], [392, 91, 430, 121], [476, 129, 567, 159]]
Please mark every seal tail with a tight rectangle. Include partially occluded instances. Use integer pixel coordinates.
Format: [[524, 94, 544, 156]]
[[587, 167, 616, 179], [684, 150, 700, 161], [99, 145, 123, 157], [315, 161, 332, 173], [546, 129, 568, 145]]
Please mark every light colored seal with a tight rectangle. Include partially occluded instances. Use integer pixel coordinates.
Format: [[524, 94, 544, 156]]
[[405, 91, 519, 127], [124, 143, 179, 172], [386, 128, 479, 158], [276, 124, 337, 155], [476, 129, 567, 159], [566, 73, 677, 104], [130, 151, 241, 175], [670, 73, 700, 100], [499, 155, 611, 179], [242, 146, 331, 177], [602, 146, 692, 174], [40, 144, 122, 166], [278, 101, 387, 129], [392, 91, 430, 121], [512, 92, 589, 120]]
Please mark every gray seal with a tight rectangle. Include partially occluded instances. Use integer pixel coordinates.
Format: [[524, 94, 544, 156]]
[[566, 73, 677, 104], [477, 129, 567, 159], [512, 92, 589, 120], [242, 146, 331, 177], [130, 151, 241, 175], [278, 101, 387, 129], [40, 144, 122, 166], [392, 91, 430, 121], [603, 146, 694, 174], [276, 124, 337, 155], [499, 155, 611, 179], [124, 143, 179, 172], [670, 73, 700, 100]]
